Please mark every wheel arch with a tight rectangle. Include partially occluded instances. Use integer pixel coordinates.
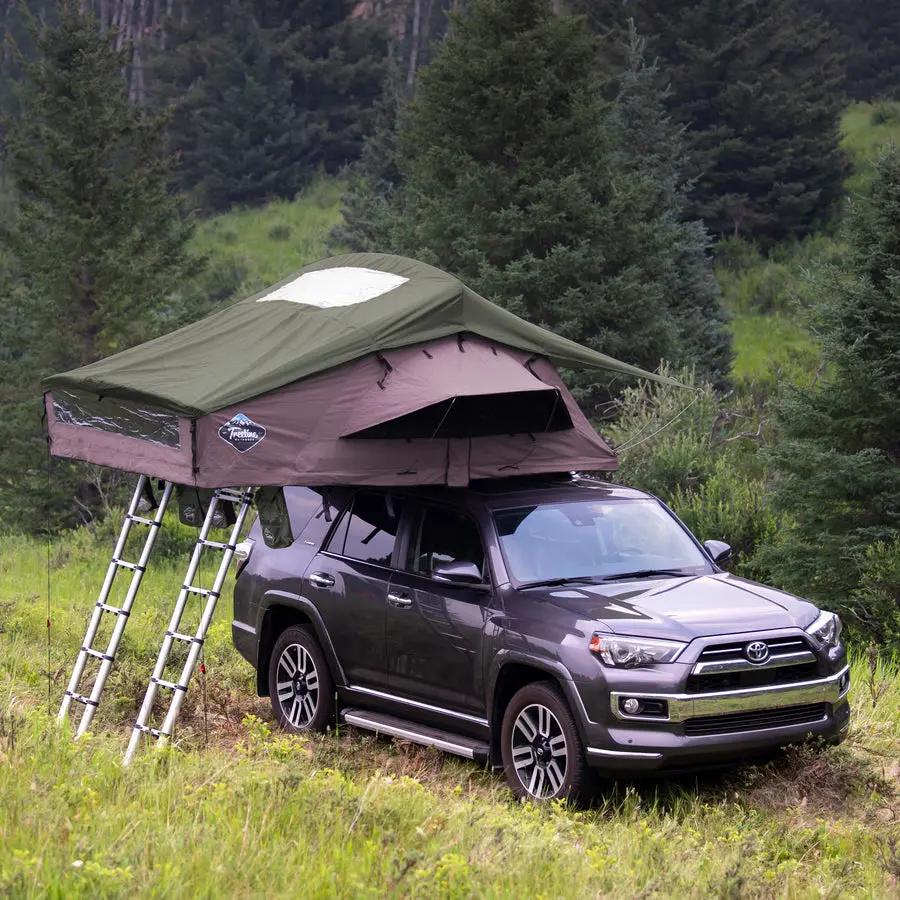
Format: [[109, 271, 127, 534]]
[[488, 653, 587, 768], [256, 591, 345, 696]]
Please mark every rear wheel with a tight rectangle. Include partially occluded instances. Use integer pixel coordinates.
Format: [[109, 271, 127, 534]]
[[267, 625, 334, 733], [500, 681, 594, 803]]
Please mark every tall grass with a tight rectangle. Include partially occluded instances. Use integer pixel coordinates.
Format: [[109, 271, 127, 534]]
[[3, 527, 900, 896]]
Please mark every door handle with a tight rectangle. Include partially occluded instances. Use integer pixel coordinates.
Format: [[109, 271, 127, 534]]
[[388, 592, 412, 609], [309, 572, 335, 588]]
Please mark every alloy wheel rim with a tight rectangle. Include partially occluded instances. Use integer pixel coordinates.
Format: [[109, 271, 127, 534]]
[[275, 643, 320, 728], [511, 703, 568, 799]]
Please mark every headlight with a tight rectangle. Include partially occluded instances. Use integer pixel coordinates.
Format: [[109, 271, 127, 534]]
[[806, 610, 842, 648], [589, 634, 686, 668]]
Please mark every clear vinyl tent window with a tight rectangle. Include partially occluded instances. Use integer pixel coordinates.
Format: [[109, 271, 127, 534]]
[[52, 389, 181, 449]]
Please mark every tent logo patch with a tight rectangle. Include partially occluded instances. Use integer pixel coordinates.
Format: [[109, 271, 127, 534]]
[[218, 414, 266, 453]]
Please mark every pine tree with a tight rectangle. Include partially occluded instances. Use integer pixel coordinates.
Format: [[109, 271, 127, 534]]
[[0, 3, 199, 531], [758, 145, 900, 624], [155, 0, 388, 211], [393, 0, 680, 414], [572, 0, 850, 244], [807, 0, 900, 101], [609, 26, 732, 390], [330, 60, 407, 253]]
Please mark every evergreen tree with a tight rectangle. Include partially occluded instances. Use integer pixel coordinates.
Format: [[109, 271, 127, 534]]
[[330, 60, 407, 253], [155, 0, 388, 211], [758, 145, 900, 628], [393, 0, 680, 414], [572, 0, 850, 243], [609, 27, 732, 390], [0, 2, 199, 531], [807, 0, 900, 101]]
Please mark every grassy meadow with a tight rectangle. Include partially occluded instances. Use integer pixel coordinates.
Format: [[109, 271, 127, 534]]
[[4, 522, 900, 897]]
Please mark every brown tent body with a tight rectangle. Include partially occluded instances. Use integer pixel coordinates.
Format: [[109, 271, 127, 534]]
[[46, 336, 618, 487]]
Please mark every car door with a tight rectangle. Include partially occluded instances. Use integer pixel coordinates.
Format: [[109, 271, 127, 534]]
[[385, 502, 492, 716], [304, 490, 404, 689]]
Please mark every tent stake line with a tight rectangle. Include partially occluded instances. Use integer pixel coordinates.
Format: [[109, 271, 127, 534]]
[[58, 476, 174, 736], [124, 486, 255, 765]]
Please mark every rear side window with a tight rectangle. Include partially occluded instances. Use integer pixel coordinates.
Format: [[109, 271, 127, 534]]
[[326, 491, 404, 568]]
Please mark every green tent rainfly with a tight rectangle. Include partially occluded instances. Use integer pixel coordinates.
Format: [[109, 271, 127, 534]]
[[43, 253, 677, 488]]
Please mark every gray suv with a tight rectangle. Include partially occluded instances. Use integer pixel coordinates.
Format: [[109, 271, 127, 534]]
[[231, 475, 850, 802]]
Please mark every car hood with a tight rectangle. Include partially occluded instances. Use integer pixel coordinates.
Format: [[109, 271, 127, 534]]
[[541, 573, 820, 640]]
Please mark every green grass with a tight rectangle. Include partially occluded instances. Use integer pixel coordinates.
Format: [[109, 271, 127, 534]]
[[189, 177, 346, 300], [4, 526, 900, 897], [842, 102, 900, 187], [729, 311, 819, 387]]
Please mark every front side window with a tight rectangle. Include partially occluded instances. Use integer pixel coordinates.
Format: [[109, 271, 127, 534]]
[[407, 505, 486, 581], [494, 498, 712, 585], [326, 491, 403, 568]]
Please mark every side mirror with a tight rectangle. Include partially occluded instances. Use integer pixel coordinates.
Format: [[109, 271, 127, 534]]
[[704, 540, 732, 566], [433, 560, 484, 586]]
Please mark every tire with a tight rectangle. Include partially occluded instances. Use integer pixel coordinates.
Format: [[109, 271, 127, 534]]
[[500, 681, 595, 804], [267, 625, 335, 733]]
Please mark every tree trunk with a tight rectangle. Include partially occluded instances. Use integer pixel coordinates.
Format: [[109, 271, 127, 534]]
[[407, 0, 421, 90]]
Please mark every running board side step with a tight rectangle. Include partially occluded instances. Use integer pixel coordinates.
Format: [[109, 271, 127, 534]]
[[341, 709, 489, 763]]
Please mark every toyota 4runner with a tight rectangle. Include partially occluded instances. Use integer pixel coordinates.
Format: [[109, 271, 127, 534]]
[[231, 475, 850, 803]]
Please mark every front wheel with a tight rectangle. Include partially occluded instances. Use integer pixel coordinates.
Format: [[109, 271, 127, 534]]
[[267, 625, 335, 733], [500, 681, 594, 804]]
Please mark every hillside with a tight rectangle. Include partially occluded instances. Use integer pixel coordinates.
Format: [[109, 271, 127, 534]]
[[3, 528, 900, 897]]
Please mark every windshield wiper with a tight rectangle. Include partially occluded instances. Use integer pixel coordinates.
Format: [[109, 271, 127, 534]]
[[517, 576, 605, 590], [601, 568, 691, 582]]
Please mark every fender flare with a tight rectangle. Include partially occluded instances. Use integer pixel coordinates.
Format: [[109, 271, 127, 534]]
[[256, 589, 348, 693]]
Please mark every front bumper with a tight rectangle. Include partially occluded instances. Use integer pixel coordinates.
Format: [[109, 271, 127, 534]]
[[577, 665, 851, 773], [609, 664, 851, 723]]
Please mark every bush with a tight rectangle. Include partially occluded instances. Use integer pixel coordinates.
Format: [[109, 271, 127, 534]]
[[606, 366, 776, 577], [268, 223, 292, 242], [846, 539, 900, 653]]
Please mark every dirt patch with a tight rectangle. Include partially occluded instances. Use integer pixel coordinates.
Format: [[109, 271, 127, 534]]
[[737, 742, 897, 823]]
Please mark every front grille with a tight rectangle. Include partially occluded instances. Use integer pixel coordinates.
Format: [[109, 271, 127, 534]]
[[687, 661, 819, 693], [696, 636, 809, 663], [683, 703, 827, 737]]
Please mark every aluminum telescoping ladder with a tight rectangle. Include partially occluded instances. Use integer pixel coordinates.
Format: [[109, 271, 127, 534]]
[[59, 476, 174, 736], [124, 487, 255, 764]]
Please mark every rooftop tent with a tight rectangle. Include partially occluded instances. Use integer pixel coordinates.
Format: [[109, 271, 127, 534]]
[[42, 253, 675, 488]]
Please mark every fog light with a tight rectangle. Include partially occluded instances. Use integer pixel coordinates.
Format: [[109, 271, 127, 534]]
[[622, 698, 642, 715]]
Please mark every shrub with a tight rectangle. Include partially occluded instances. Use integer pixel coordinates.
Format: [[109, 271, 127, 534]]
[[267, 223, 292, 242], [606, 366, 776, 577]]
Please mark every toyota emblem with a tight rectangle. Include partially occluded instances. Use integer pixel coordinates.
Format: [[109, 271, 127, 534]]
[[744, 640, 770, 664]]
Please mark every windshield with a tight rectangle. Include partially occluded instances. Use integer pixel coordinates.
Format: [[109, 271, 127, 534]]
[[494, 499, 713, 585]]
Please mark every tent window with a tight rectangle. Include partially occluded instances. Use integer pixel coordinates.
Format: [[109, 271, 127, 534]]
[[327, 491, 404, 568]]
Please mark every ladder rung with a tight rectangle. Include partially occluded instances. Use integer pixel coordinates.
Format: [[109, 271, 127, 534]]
[[114, 559, 145, 573], [96, 601, 129, 617], [82, 646, 114, 662], [183, 584, 219, 598], [167, 630, 204, 646], [151, 677, 187, 692], [215, 488, 252, 503], [127, 514, 161, 528], [65, 690, 99, 707], [134, 723, 169, 739], [199, 538, 236, 551]]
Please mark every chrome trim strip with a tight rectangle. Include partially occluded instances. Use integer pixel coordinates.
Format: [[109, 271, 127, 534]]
[[346, 685, 489, 727], [586, 747, 663, 760], [692, 650, 816, 675], [231, 620, 256, 635], [342, 712, 480, 759], [611, 665, 850, 724]]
